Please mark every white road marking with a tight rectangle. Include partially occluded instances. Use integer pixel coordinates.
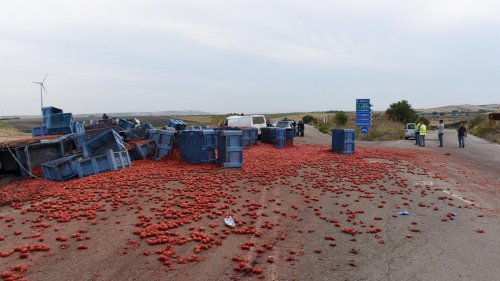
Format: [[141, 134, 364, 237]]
[[442, 190, 476, 205]]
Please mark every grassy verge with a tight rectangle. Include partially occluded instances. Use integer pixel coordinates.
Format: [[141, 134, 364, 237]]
[[0, 121, 13, 130], [314, 113, 405, 141], [468, 116, 500, 143]]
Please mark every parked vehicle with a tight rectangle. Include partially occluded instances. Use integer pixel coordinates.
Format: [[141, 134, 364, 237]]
[[405, 123, 416, 139], [224, 115, 267, 131]]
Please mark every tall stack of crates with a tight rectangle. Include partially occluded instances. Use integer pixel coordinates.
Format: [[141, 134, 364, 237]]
[[217, 130, 243, 168], [332, 129, 355, 154], [180, 130, 216, 164], [241, 128, 252, 148], [275, 128, 286, 148]]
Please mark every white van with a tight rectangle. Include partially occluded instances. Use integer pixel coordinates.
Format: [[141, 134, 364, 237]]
[[225, 115, 267, 131], [405, 123, 416, 139]]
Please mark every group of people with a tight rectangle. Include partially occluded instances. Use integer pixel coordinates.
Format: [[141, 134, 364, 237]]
[[292, 120, 305, 137], [415, 119, 467, 148]]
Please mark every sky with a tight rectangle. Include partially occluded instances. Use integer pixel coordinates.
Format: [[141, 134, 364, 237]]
[[1, 0, 499, 116]]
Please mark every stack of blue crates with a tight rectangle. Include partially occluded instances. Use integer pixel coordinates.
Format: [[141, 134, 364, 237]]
[[332, 129, 355, 154], [180, 129, 216, 164], [149, 129, 175, 160], [275, 128, 286, 148], [217, 130, 243, 168]]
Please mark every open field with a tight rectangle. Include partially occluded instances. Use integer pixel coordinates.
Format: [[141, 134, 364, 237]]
[[1, 125, 499, 281]]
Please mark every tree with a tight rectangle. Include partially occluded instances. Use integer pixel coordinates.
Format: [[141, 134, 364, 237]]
[[334, 111, 348, 126], [302, 115, 316, 124], [386, 100, 417, 123]]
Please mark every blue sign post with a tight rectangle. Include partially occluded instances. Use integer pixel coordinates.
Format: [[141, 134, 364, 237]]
[[356, 99, 372, 134]]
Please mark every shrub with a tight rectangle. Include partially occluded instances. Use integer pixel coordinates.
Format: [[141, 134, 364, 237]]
[[334, 111, 348, 126], [302, 115, 316, 124], [386, 100, 417, 123]]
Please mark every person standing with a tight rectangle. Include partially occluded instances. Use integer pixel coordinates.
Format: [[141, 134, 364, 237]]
[[419, 122, 427, 147], [457, 123, 467, 148], [437, 120, 444, 147], [415, 120, 421, 145], [298, 120, 305, 137]]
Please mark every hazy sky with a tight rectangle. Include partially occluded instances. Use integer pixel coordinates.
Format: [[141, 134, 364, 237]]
[[1, 0, 499, 116]]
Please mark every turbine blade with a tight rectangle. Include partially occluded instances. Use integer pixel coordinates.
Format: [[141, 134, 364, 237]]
[[42, 73, 48, 83], [42, 85, 48, 95]]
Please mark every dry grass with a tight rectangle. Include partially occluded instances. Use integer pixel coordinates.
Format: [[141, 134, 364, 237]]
[[469, 116, 500, 144], [0, 121, 30, 142]]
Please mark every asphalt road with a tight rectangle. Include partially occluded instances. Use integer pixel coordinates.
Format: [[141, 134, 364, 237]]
[[297, 125, 500, 281]]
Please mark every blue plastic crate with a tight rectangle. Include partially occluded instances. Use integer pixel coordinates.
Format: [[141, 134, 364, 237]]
[[261, 127, 277, 144], [73, 122, 85, 134], [180, 130, 216, 164], [131, 123, 155, 138], [73, 149, 131, 178], [42, 106, 63, 126], [42, 154, 81, 182], [118, 119, 134, 130], [285, 128, 294, 145], [241, 128, 252, 148], [84, 127, 120, 142], [217, 130, 243, 168], [150, 130, 174, 150], [275, 128, 286, 148], [47, 113, 74, 129], [32, 126, 47, 137], [154, 148, 172, 161], [70, 133, 86, 148], [129, 139, 156, 160], [249, 128, 258, 145], [168, 119, 187, 131], [46, 126, 74, 135], [83, 129, 126, 157], [332, 129, 356, 154]]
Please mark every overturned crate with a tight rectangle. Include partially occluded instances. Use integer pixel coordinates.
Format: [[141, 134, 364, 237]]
[[217, 130, 243, 168], [83, 129, 126, 158], [42, 154, 82, 182], [129, 139, 156, 160], [73, 149, 131, 178], [180, 129, 216, 164], [149, 130, 174, 160]]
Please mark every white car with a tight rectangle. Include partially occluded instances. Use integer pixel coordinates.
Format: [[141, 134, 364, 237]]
[[405, 123, 416, 139]]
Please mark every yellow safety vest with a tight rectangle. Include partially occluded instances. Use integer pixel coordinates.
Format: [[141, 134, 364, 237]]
[[420, 124, 427, 135], [416, 123, 421, 132]]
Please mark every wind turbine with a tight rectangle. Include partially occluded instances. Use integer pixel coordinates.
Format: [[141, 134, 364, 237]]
[[33, 73, 48, 108]]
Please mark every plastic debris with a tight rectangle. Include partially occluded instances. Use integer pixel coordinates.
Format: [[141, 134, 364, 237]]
[[397, 211, 410, 215], [224, 216, 235, 227]]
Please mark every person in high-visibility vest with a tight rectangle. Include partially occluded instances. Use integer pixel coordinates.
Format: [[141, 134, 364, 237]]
[[415, 120, 421, 146], [419, 122, 427, 147]]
